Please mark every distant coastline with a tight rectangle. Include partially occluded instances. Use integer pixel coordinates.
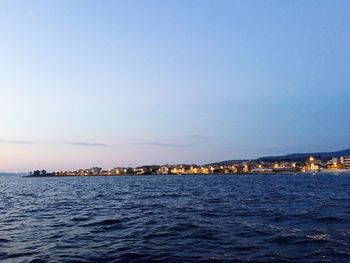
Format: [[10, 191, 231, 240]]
[[26, 148, 350, 177], [25, 170, 350, 178]]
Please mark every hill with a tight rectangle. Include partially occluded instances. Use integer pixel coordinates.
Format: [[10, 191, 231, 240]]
[[258, 148, 350, 162], [208, 148, 350, 165]]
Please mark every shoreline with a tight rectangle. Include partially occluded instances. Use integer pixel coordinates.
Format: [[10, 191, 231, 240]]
[[24, 171, 350, 178]]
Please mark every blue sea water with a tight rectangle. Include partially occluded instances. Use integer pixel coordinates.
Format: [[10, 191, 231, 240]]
[[0, 174, 350, 262]]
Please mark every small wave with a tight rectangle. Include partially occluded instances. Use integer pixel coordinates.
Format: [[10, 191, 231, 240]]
[[71, 217, 90, 222], [306, 233, 330, 241], [0, 238, 11, 243], [115, 252, 149, 262], [269, 235, 297, 244], [144, 232, 173, 239], [198, 211, 220, 217], [28, 258, 48, 263], [233, 245, 262, 251], [272, 214, 290, 222], [83, 219, 121, 227], [316, 216, 344, 223], [6, 251, 38, 259], [236, 229, 271, 238], [170, 222, 199, 231], [0, 252, 8, 260]]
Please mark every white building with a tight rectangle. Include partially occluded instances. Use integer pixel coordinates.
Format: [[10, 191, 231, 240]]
[[344, 156, 350, 169]]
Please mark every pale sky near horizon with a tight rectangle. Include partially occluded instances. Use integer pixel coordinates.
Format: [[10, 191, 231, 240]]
[[1, 0, 350, 172]]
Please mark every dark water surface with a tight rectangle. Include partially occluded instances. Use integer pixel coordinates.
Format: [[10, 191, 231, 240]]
[[1, 174, 350, 262]]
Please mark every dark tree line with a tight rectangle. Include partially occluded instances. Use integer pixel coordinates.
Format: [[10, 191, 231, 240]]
[[30, 170, 47, 176]]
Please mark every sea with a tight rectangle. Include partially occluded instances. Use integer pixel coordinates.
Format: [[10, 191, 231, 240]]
[[0, 173, 350, 262]]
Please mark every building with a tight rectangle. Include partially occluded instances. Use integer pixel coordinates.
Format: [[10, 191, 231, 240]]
[[111, 167, 127, 175], [344, 156, 350, 169], [157, 166, 169, 175], [326, 157, 342, 170], [170, 167, 185, 174], [89, 167, 102, 174], [133, 167, 145, 175], [303, 157, 320, 172]]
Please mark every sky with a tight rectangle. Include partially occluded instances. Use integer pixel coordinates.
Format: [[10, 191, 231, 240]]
[[1, 0, 350, 172]]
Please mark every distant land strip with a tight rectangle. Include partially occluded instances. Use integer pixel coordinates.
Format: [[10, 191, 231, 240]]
[[21, 148, 350, 177]]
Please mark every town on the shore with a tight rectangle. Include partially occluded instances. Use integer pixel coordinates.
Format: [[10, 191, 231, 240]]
[[29, 155, 350, 176]]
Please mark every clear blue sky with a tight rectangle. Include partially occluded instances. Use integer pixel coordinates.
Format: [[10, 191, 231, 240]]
[[1, 0, 350, 172]]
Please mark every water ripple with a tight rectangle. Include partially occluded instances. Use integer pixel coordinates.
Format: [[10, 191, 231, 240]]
[[0, 174, 350, 262]]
